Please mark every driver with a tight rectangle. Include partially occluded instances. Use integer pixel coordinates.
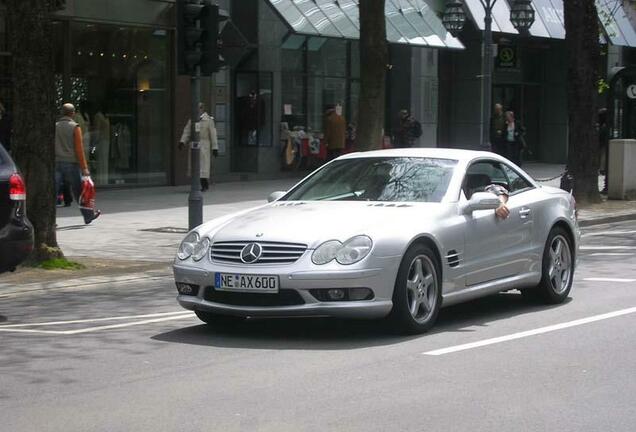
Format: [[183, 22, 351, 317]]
[[485, 184, 510, 219]]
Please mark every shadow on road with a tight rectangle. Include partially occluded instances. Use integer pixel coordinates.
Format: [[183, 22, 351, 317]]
[[152, 292, 571, 350]]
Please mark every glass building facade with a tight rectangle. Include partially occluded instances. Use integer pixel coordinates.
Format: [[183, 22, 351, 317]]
[[2, 0, 633, 184], [1, 0, 174, 187], [53, 22, 171, 186]]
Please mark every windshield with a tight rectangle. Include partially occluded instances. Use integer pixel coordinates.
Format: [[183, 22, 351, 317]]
[[283, 157, 457, 202]]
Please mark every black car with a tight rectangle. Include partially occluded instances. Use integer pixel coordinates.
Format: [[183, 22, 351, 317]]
[[0, 144, 33, 272]]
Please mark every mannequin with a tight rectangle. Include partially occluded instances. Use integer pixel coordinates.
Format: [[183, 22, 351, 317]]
[[92, 106, 111, 185]]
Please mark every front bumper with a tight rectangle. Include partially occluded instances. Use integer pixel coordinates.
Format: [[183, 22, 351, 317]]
[[173, 255, 400, 319]]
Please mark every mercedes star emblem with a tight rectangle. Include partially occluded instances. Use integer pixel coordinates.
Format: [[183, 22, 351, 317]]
[[240, 243, 263, 263]]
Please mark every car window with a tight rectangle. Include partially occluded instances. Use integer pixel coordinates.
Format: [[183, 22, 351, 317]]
[[462, 161, 507, 198], [500, 163, 533, 194], [283, 157, 458, 203]]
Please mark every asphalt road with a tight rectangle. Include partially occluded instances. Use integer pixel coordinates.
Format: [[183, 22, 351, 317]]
[[1, 220, 635, 432]]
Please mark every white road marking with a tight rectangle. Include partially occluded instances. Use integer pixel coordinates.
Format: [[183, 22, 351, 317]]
[[588, 253, 634, 256], [0, 311, 191, 328], [0, 311, 195, 335], [0, 328, 70, 335], [423, 306, 636, 356], [62, 314, 196, 335], [580, 246, 636, 250], [583, 277, 636, 283], [582, 230, 636, 237]]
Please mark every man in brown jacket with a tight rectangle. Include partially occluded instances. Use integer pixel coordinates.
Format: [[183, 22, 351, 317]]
[[324, 105, 346, 161]]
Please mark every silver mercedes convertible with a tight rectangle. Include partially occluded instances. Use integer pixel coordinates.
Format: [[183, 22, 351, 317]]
[[174, 148, 579, 334]]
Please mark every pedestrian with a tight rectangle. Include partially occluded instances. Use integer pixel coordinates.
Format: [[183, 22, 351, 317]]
[[504, 110, 526, 166], [179, 102, 219, 192], [490, 103, 506, 156], [324, 104, 346, 160], [61, 100, 93, 207], [598, 108, 609, 194], [394, 109, 422, 148], [55, 103, 101, 224], [0, 100, 11, 152]]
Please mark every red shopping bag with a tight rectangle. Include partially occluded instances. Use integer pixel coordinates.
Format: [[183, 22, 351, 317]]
[[79, 176, 96, 212]]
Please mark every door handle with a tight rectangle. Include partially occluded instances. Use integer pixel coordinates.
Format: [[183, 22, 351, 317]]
[[519, 207, 531, 218]]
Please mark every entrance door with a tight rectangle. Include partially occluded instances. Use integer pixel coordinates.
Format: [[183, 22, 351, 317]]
[[522, 84, 541, 160], [492, 84, 540, 161], [493, 85, 521, 115]]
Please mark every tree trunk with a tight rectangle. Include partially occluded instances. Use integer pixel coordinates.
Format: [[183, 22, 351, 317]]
[[357, 0, 387, 151], [564, 0, 601, 204], [7, 0, 63, 261]]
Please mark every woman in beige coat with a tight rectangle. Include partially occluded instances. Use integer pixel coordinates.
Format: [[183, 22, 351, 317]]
[[179, 102, 219, 191]]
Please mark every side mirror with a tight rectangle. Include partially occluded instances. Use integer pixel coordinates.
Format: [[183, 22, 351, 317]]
[[267, 191, 286, 203], [463, 191, 501, 214]]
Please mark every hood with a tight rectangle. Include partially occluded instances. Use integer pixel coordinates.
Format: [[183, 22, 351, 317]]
[[200, 201, 449, 249]]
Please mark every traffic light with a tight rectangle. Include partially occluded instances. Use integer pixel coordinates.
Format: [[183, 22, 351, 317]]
[[201, 4, 228, 75], [177, 0, 227, 76]]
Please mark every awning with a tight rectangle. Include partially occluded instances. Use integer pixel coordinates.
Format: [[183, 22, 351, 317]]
[[463, 0, 551, 38], [596, 0, 636, 47], [463, 0, 636, 47], [266, 0, 464, 49]]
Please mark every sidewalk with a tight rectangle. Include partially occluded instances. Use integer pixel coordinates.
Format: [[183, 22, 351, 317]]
[[1, 163, 634, 290]]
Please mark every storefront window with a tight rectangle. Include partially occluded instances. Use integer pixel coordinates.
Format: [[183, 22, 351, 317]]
[[281, 37, 356, 135], [235, 71, 272, 147], [67, 22, 171, 186], [308, 38, 346, 77], [350, 41, 360, 79], [281, 72, 305, 129], [281, 35, 305, 72], [307, 76, 347, 132]]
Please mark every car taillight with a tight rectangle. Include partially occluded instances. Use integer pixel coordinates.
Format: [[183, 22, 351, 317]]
[[9, 173, 26, 201]]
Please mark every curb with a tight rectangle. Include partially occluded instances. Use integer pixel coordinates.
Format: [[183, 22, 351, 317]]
[[0, 270, 173, 298], [578, 212, 636, 227]]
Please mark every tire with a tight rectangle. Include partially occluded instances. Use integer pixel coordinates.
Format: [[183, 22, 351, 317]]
[[388, 243, 442, 334], [195, 310, 246, 326], [528, 226, 574, 304]]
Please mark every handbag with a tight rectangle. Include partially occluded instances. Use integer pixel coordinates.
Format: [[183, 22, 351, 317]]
[[79, 176, 96, 212]]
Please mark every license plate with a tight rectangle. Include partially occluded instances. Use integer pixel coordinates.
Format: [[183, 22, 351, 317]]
[[214, 273, 279, 293]]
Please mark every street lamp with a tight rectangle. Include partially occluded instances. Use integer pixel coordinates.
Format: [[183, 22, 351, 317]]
[[441, 1, 466, 37], [442, 0, 535, 151], [510, 0, 536, 34]]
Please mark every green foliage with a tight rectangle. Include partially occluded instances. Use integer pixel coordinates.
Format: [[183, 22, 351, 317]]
[[37, 258, 85, 271], [598, 78, 610, 94]]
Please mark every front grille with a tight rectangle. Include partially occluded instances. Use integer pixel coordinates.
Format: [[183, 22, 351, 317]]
[[204, 287, 305, 306], [210, 241, 307, 264]]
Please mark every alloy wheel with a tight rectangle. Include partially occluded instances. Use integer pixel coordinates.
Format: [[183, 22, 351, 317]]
[[548, 234, 572, 295], [406, 255, 438, 324]]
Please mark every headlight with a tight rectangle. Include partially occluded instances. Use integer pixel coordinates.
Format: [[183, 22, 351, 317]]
[[312, 240, 343, 265], [192, 237, 210, 261], [177, 232, 199, 260], [312, 236, 373, 265], [336, 235, 373, 265]]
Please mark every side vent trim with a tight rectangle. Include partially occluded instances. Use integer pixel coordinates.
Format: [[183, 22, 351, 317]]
[[446, 250, 462, 268]]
